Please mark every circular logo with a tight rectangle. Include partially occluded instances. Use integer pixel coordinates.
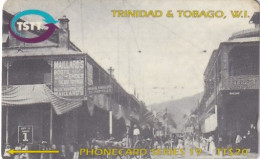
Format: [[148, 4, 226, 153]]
[[9, 9, 59, 43]]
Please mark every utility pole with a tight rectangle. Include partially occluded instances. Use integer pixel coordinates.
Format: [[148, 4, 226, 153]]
[[5, 61, 11, 146], [165, 108, 168, 136], [108, 67, 114, 137], [108, 67, 114, 78]]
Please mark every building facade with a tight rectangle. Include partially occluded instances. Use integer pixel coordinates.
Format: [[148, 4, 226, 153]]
[[2, 10, 155, 156], [198, 12, 259, 151]]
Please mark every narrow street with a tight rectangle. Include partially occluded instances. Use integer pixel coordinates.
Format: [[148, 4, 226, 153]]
[[1, 1, 259, 159]]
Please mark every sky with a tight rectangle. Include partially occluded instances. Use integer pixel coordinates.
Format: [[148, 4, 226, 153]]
[[3, 0, 259, 105]]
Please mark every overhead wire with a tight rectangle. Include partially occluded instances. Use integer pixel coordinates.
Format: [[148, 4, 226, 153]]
[[121, 0, 141, 52], [122, 0, 204, 51], [54, 0, 79, 19]]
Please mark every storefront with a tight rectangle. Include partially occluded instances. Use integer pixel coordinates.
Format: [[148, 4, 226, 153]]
[[2, 84, 83, 146], [217, 90, 258, 148], [2, 10, 149, 157]]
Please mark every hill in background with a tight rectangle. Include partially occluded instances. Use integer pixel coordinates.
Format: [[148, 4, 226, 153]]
[[150, 93, 202, 132]]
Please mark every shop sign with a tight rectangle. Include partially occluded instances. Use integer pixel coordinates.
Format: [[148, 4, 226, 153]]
[[53, 60, 85, 97], [229, 91, 240, 95], [88, 85, 112, 95], [18, 125, 33, 144], [226, 76, 259, 90]]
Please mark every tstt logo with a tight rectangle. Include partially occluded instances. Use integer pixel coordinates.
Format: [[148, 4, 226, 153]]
[[16, 21, 44, 31], [9, 9, 59, 43]]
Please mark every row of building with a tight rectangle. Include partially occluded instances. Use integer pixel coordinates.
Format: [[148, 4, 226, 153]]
[[1, 10, 172, 154], [186, 12, 259, 152]]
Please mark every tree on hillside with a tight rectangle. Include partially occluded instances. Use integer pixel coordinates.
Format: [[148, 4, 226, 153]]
[[167, 113, 177, 128]]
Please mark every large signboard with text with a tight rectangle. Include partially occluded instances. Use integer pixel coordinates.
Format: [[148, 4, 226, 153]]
[[53, 60, 85, 97]]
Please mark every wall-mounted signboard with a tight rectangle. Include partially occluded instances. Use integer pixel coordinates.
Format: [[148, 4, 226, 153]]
[[88, 85, 112, 95], [18, 125, 33, 144], [53, 60, 85, 97]]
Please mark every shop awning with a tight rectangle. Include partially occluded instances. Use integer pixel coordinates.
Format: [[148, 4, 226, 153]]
[[2, 85, 50, 105], [2, 84, 82, 115], [93, 94, 128, 119], [202, 113, 217, 133]]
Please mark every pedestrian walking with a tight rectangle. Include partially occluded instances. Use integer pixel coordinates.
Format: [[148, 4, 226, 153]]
[[51, 144, 59, 159], [3, 144, 11, 159], [235, 134, 242, 149], [249, 124, 258, 152], [201, 137, 207, 151], [208, 136, 216, 156], [176, 138, 184, 149], [133, 125, 140, 145], [59, 145, 66, 159], [14, 145, 21, 159], [73, 143, 79, 159]]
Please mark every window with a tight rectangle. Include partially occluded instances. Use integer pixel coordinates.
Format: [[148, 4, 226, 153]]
[[229, 45, 259, 76], [87, 62, 93, 86], [9, 59, 51, 85]]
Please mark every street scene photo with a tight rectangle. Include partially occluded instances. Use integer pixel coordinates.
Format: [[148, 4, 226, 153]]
[[1, 0, 259, 159]]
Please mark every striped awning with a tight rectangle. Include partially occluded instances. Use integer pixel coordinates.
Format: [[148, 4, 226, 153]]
[[2, 84, 82, 115]]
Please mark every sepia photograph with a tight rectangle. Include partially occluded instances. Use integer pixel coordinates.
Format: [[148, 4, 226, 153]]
[[1, 0, 259, 159]]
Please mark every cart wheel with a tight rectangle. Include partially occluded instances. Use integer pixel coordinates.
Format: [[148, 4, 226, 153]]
[[133, 140, 150, 159]]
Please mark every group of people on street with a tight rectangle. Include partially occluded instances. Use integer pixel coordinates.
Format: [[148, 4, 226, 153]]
[[3, 134, 189, 159], [199, 135, 216, 155], [235, 124, 258, 153], [197, 124, 258, 156], [9, 123, 256, 159]]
